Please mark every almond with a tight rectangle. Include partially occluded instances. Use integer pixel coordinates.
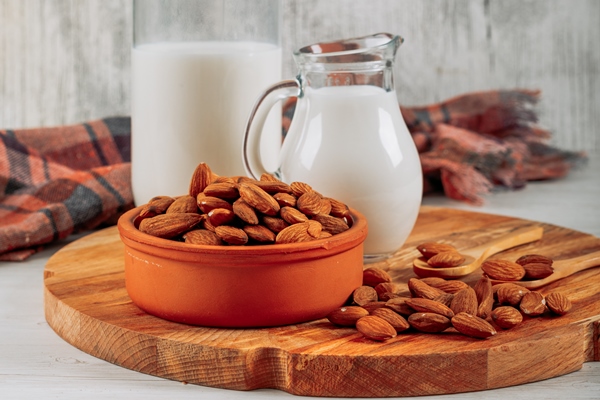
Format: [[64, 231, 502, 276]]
[[451, 312, 497, 339], [450, 287, 478, 316], [408, 278, 445, 300], [273, 192, 297, 208], [306, 220, 322, 238], [203, 182, 239, 199], [207, 208, 235, 227], [317, 197, 332, 215], [408, 313, 451, 333], [319, 231, 333, 239], [473, 275, 494, 319], [189, 163, 213, 198], [146, 196, 176, 213], [296, 192, 326, 216], [519, 291, 547, 316], [214, 225, 248, 245], [432, 293, 455, 308], [419, 277, 469, 294], [356, 316, 397, 341], [361, 301, 388, 313], [311, 213, 350, 235], [427, 251, 465, 268], [416, 242, 458, 259], [280, 206, 309, 224], [183, 229, 223, 246], [405, 298, 454, 319], [290, 181, 313, 197], [384, 297, 414, 317], [374, 282, 403, 300], [275, 222, 314, 244], [327, 306, 369, 327], [545, 291, 572, 316], [262, 216, 289, 233], [212, 176, 236, 184], [495, 283, 530, 306], [238, 182, 280, 216], [166, 195, 198, 214], [371, 308, 410, 332], [362, 267, 393, 287], [515, 254, 553, 267], [260, 172, 280, 182], [352, 286, 379, 306], [491, 306, 523, 329], [327, 197, 351, 218], [197, 194, 233, 213], [243, 224, 276, 243], [251, 180, 292, 194], [232, 198, 259, 225], [481, 259, 526, 281], [522, 262, 554, 280], [138, 213, 202, 239], [378, 292, 402, 302]]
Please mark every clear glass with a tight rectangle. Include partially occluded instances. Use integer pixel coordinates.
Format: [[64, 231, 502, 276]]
[[243, 33, 423, 262], [132, 0, 281, 205]]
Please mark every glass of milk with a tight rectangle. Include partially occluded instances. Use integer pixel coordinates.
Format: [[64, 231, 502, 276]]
[[243, 33, 423, 262], [132, 0, 281, 205]]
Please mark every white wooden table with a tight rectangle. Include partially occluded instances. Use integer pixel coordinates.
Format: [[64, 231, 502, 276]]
[[1, 153, 599, 400]]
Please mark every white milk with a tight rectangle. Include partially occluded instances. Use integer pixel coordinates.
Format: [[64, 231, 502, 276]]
[[132, 41, 282, 205], [279, 85, 423, 259]]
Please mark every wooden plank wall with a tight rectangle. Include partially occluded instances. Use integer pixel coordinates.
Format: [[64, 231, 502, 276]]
[[0, 0, 598, 151]]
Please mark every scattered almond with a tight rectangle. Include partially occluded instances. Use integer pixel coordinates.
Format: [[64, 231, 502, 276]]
[[371, 308, 410, 333], [451, 312, 496, 339], [416, 242, 458, 259], [352, 286, 379, 306], [408, 278, 445, 300], [522, 262, 555, 280], [408, 313, 451, 333], [545, 291, 572, 316], [405, 298, 454, 319], [481, 259, 526, 281], [427, 251, 465, 268], [491, 306, 523, 329], [450, 287, 478, 316], [356, 316, 397, 341], [362, 267, 393, 287], [327, 306, 369, 326], [473, 275, 494, 319], [519, 291, 547, 317]]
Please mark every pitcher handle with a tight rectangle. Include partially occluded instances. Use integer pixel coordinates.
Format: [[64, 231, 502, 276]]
[[242, 79, 301, 179]]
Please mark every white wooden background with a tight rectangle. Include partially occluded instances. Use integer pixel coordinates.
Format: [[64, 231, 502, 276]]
[[0, 0, 598, 151]]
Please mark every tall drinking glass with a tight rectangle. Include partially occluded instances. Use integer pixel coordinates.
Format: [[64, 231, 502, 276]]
[[132, 0, 281, 205]]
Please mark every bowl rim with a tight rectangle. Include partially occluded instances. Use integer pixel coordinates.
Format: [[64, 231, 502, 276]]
[[117, 205, 368, 258]]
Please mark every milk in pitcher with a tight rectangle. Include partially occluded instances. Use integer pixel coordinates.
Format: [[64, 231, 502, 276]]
[[132, 41, 282, 205], [279, 85, 422, 257]]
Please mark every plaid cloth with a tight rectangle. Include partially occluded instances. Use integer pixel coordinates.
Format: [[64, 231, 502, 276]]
[[0, 117, 132, 260], [0, 90, 586, 260]]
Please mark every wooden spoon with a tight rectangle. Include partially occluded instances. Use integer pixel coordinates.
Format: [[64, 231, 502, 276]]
[[412, 225, 544, 279], [490, 250, 600, 289]]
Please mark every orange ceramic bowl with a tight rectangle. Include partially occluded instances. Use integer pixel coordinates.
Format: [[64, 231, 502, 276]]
[[117, 206, 368, 328]]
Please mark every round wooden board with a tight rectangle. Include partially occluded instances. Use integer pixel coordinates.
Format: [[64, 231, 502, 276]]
[[44, 206, 600, 397]]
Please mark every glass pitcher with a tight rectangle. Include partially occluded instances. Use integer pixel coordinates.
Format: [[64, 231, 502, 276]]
[[243, 33, 422, 262]]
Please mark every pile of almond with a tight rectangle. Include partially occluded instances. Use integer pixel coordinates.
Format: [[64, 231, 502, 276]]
[[417, 242, 555, 281], [326, 267, 572, 341], [134, 163, 352, 246]]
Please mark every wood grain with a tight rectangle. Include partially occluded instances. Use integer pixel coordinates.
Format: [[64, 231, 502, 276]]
[[44, 206, 600, 397], [1, 0, 599, 151]]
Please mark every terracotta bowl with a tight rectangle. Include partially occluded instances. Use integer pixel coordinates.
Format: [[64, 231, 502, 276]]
[[117, 206, 368, 328]]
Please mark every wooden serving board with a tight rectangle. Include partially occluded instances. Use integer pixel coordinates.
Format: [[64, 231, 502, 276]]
[[44, 206, 600, 397]]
